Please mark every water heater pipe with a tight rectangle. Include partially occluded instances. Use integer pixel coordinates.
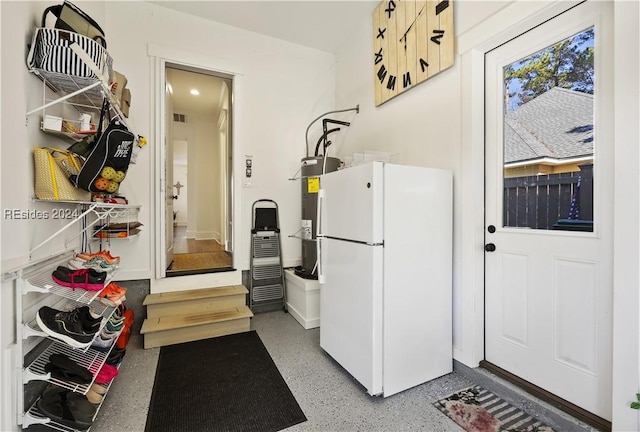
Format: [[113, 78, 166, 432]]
[[305, 105, 359, 158]]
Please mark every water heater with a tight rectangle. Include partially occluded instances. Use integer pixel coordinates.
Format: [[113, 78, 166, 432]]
[[296, 156, 340, 279]]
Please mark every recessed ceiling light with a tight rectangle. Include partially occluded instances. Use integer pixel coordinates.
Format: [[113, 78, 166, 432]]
[[190, 89, 200, 96]]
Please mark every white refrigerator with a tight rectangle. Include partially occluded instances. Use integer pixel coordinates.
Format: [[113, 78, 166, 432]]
[[317, 161, 452, 397]]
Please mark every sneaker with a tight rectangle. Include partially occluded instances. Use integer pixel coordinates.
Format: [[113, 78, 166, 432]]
[[76, 306, 104, 334], [106, 319, 123, 332], [76, 251, 120, 265], [52, 268, 106, 291], [68, 257, 117, 273], [112, 303, 126, 320], [89, 383, 106, 395], [108, 312, 124, 325], [36, 307, 97, 348], [91, 331, 118, 352], [99, 326, 118, 339], [85, 389, 103, 404], [36, 385, 96, 431], [116, 308, 134, 350], [98, 283, 127, 306], [106, 346, 126, 366], [95, 363, 119, 384], [56, 266, 106, 281]]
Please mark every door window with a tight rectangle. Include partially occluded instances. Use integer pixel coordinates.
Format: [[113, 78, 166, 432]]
[[502, 28, 595, 232]]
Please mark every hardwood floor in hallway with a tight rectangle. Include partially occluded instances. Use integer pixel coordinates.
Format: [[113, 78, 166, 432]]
[[169, 226, 232, 271]]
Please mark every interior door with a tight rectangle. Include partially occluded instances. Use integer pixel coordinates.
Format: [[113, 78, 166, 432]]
[[164, 72, 175, 269], [484, 1, 613, 420]]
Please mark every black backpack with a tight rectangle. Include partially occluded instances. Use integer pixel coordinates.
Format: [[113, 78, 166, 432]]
[[70, 101, 134, 193]]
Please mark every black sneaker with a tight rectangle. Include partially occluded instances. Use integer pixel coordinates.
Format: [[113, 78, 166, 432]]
[[36, 385, 95, 431], [105, 346, 126, 366], [36, 306, 97, 349], [76, 306, 103, 334]]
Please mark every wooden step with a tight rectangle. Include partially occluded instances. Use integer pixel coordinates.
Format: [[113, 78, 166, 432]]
[[144, 285, 248, 318], [141, 305, 253, 349]]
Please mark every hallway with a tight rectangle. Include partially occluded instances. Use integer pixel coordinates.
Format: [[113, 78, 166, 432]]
[[169, 226, 232, 272]]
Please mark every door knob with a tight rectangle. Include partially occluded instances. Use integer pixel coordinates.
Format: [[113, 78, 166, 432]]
[[485, 243, 496, 252]]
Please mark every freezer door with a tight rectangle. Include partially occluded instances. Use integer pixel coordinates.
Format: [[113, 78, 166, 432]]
[[319, 237, 383, 395], [319, 162, 383, 244]]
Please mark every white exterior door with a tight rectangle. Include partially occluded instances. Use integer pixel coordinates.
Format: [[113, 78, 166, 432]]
[[484, 2, 613, 421]]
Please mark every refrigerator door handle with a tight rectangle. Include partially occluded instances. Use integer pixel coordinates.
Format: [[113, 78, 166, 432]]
[[316, 188, 325, 283], [317, 237, 325, 283], [316, 189, 324, 238]]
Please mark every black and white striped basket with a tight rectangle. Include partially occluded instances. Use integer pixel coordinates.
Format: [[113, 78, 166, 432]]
[[27, 27, 113, 80]]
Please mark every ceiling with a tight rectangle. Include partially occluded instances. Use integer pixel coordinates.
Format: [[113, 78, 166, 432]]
[[166, 67, 226, 115], [148, 1, 378, 54]]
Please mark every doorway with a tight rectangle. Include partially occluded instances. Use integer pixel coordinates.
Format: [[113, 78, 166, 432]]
[[164, 65, 234, 276], [484, 1, 613, 424]]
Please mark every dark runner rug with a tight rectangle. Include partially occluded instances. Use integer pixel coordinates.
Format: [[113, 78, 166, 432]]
[[433, 385, 554, 432], [144, 331, 306, 432]]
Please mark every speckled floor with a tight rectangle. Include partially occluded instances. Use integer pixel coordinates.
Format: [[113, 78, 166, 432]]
[[90, 310, 599, 432]]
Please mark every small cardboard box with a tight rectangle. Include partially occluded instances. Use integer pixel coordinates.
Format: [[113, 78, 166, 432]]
[[111, 70, 128, 104], [121, 88, 131, 118]]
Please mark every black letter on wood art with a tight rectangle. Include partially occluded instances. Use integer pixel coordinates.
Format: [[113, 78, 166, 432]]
[[378, 65, 388, 83], [385, 1, 396, 18], [374, 48, 383, 65], [431, 29, 445, 45], [377, 27, 386, 39], [419, 58, 429, 72], [403, 71, 412, 88], [435, 0, 449, 16], [387, 75, 397, 90]]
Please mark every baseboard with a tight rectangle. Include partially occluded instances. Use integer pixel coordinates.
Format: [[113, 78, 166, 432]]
[[195, 231, 217, 240], [286, 303, 319, 329]]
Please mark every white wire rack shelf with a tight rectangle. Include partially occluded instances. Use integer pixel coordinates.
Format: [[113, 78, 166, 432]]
[[24, 326, 120, 391], [24, 299, 117, 348], [25, 67, 145, 164], [26, 68, 130, 135], [23, 358, 120, 430], [23, 266, 116, 303], [29, 200, 140, 257]]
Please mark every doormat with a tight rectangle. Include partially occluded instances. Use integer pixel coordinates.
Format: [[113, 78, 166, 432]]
[[169, 252, 231, 271], [144, 331, 306, 432], [433, 385, 555, 432]]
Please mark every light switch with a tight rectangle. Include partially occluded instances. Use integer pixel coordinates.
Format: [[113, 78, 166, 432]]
[[243, 155, 253, 188]]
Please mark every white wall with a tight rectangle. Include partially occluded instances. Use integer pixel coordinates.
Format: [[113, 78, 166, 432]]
[[192, 113, 219, 240], [103, 1, 336, 276], [175, 114, 219, 240]]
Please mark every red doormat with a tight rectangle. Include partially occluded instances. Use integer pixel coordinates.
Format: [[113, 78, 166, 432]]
[[433, 385, 555, 432]]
